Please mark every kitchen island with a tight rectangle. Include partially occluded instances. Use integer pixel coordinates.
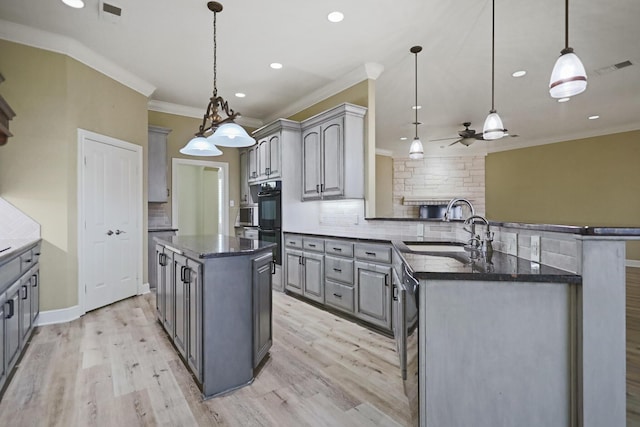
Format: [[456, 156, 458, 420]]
[[153, 234, 275, 399]]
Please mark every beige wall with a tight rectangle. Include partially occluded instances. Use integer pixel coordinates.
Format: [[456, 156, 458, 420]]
[[0, 40, 148, 311], [375, 154, 393, 217], [148, 111, 240, 233], [286, 80, 368, 122], [486, 130, 640, 260]]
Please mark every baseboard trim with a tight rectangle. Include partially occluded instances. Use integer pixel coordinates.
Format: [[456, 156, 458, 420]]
[[139, 282, 150, 295], [35, 305, 82, 326], [627, 260, 640, 269]]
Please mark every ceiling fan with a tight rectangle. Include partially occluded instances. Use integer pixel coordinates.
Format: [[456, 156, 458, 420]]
[[429, 122, 485, 146]]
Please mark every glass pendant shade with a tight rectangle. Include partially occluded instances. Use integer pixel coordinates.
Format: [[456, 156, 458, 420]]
[[179, 136, 222, 156], [409, 137, 424, 159], [482, 111, 505, 140], [549, 50, 587, 98], [207, 123, 255, 148]]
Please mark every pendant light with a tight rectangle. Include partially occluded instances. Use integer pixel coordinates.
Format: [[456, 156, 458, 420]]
[[180, 2, 255, 157], [409, 46, 424, 159], [482, 0, 506, 141], [549, 0, 587, 98]]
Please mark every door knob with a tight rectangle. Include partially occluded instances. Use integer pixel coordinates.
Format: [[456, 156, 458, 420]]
[[115, 229, 126, 235], [106, 230, 114, 236]]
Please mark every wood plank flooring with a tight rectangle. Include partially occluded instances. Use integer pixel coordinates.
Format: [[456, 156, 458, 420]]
[[0, 291, 410, 426]]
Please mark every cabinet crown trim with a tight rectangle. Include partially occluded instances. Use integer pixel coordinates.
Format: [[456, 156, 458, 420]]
[[301, 103, 367, 130], [148, 125, 172, 135], [252, 119, 301, 139]]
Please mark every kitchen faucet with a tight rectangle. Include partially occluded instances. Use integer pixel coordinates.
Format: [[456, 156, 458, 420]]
[[464, 215, 494, 257], [443, 198, 475, 222]]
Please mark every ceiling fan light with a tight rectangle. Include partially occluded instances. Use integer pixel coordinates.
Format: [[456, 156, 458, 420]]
[[549, 50, 587, 98], [180, 136, 223, 156], [207, 123, 256, 148], [482, 111, 505, 140], [409, 137, 424, 159]]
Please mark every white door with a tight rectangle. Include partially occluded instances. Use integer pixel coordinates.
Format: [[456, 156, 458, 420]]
[[82, 135, 139, 312]]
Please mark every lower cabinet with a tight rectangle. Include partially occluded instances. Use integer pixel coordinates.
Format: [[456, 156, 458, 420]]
[[285, 249, 303, 295], [354, 261, 392, 330], [253, 253, 273, 367], [325, 280, 354, 313], [284, 248, 324, 303], [4, 281, 21, 371], [156, 245, 175, 336]]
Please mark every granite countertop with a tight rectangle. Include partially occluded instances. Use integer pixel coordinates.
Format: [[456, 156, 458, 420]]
[[154, 234, 275, 259], [0, 237, 42, 264], [148, 227, 179, 232], [394, 240, 581, 283]]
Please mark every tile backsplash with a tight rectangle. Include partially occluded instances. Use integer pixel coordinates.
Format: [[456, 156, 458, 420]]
[[0, 197, 40, 239], [148, 203, 171, 228]]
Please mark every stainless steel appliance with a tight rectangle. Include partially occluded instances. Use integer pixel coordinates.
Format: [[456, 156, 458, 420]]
[[238, 205, 258, 226], [402, 264, 420, 426], [258, 180, 282, 265]]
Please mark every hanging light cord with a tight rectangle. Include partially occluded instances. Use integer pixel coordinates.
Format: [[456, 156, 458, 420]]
[[414, 49, 419, 139], [490, 0, 495, 112], [212, 9, 218, 97], [564, 0, 569, 50]]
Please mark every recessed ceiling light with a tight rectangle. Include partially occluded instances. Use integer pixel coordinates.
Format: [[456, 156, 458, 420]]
[[400, 137, 408, 141], [558, 97, 570, 103], [62, 0, 85, 8], [270, 63, 283, 70], [512, 70, 527, 77], [235, 93, 246, 98], [327, 11, 344, 23], [412, 105, 422, 110], [588, 115, 600, 120]]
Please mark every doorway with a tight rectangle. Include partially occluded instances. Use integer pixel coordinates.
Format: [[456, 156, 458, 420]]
[[171, 158, 229, 236], [78, 129, 143, 314]]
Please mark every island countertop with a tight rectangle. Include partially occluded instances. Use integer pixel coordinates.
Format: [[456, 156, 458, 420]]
[[153, 234, 275, 259]]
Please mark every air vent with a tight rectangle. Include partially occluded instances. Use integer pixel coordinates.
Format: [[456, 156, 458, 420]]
[[102, 2, 121, 16], [593, 60, 634, 76]]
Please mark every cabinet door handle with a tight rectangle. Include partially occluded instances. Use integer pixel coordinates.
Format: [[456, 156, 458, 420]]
[[333, 293, 342, 298], [365, 251, 376, 257], [22, 285, 28, 300], [184, 267, 191, 284], [393, 285, 398, 301], [24, 258, 32, 263], [333, 247, 342, 252], [272, 260, 276, 275], [308, 244, 316, 248], [34, 252, 41, 256], [320, 184, 324, 193], [266, 167, 271, 175], [180, 266, 186, 282], [333, 268, 342, 273], [32, 274, 38, 288], [6, 299, 14, 318], [298, 256, 302, 265], [385, 274, 389, 287], [316, 184, 320, 194]]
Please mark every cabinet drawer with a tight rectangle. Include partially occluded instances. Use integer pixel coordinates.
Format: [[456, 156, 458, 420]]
[[244, 229, 259, 240], [325, 280, 354, 313], [325, 255, 354, 285], [303, 238, 324, 253], [31, 244, 42, 264], [285, 235, 303, 249], [354, 243, 392, 264], [0, 256, 21, 290], [325, 240, 354, 257], [20, 251, 35, 271]]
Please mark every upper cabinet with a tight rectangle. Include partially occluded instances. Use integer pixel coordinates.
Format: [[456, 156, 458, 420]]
[[148, 126, 171, 203], [244, 119, 300, 186], [300, 103, 367, 201]]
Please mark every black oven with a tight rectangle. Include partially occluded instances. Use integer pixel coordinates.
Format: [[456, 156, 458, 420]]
[[258, 180, 282, 265]]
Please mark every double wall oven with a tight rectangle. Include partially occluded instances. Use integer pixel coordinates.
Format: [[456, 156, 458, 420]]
[[257, 180, 282, 265]]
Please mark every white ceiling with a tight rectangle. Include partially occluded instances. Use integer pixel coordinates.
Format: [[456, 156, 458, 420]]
[[1, 0, 639, 156]]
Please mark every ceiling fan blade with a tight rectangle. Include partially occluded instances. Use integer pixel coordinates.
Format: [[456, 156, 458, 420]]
[[430, 136, 459, 142], [448, 139, 462, 146]]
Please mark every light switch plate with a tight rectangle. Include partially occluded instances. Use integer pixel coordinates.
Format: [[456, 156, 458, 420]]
[[417, 223, 424, 237], [229, 200, 235, 207], [531, 235, 541, 262]]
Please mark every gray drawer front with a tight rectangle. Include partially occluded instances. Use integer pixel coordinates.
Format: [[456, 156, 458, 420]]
[[0, 256, 21, 291], [303, 238, 324, 253], [325, 240, 354, 257], [325, 280, 354, 313], [354, 243, 392, 264], [325, 255, 354, 285], [284, 235, 303, 249]]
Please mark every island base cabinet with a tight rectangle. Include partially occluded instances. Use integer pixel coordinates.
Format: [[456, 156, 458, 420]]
[[354, 262, 392, 330], [253, 253, 273, 367], [173, 253, 202, 382]]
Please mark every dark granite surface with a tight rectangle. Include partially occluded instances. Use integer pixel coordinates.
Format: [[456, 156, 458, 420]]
[[148, 227, 178, 232], [154, 234, 275, 259], [394, 241, 581, 283]]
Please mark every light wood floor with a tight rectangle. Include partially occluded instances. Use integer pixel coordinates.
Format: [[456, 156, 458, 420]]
[[0, 291, 410, 426]]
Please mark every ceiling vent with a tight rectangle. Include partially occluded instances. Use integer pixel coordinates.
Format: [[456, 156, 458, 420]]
[[99, 1, 122, 23], [593, 60, 634, 76]]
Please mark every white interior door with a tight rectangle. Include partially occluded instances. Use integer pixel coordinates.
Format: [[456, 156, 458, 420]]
[[82, 133, 140, 312]]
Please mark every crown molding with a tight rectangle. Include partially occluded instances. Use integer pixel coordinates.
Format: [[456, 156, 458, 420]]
[[0, 19, 156, 97], [265, 62, 384, 123], [485, 122, 640, 153], [148, 99, 264, 128], [375, 148, 394, 157]]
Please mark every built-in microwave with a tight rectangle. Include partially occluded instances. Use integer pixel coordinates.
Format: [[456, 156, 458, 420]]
[[238, 206, 258, 226]]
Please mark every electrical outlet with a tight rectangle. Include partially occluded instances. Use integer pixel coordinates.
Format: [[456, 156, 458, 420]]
[[531, 235, 541, 262]]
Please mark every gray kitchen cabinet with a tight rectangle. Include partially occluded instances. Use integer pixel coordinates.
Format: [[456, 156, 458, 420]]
[[253, 252, 273, 367], [0, 295, 5, 391], [5, 281, 21, 369], [156, 244, 175, 336], [19, 272, 32, 346], [239, 150, 251, 205], [285, 248, 303, 295], [149, 229, 176, 290], [173, 253, 188, 359], [302, 251, 324, 303], [247, 145, 258, 183], [30, 267, 39, 326], [244, 228, 259, 240], [252, 119, 300, 185], [185, 260, 202, 381], [355, 261, 392, 330], [257, 135, 279, 181], [148, 125, 171, 202], [300, 103, 367, 201]]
